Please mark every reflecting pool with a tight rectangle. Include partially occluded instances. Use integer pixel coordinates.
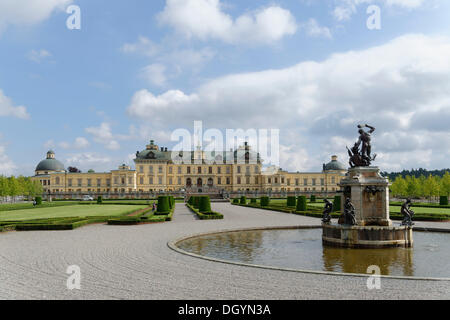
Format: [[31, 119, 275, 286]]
[[177, 228, 450, 278]]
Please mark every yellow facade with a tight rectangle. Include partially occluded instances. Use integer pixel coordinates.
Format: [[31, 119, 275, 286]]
[[32, 141, 346, 195]]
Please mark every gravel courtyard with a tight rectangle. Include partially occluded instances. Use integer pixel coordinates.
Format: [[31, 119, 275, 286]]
[[0, 203, 448, 300]]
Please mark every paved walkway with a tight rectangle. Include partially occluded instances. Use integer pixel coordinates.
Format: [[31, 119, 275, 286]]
[[0, 203, 448, 300]]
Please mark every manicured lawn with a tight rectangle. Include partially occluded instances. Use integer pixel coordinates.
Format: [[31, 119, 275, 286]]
[[0, 205, 147, 222], [389, 205, 450, 215]]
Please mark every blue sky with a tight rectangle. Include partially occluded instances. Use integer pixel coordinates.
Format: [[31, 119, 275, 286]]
[[0, 0, 449, 176]]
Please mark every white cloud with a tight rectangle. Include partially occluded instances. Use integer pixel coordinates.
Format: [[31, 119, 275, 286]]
[[0, 90, 30, 119], [85, 123, 120, 150], [121, 36, 160, 57], [304, 19, 332, 38], [27, 49, 52, 63], [141, 63, 168, 87], [0, 145, 17, 175], [157, 0, 297, 45], [59, 137, 90, 150], [127, 34, 450, 171], [0, 0, 72, 32]]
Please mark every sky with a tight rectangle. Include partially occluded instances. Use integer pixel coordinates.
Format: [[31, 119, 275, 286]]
[[0, 0, 449, 176]]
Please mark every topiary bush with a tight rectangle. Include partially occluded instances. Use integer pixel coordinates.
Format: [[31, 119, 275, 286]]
[[193, 196, 200, 209], [168, 195, 175, 209], [296, 196, 307, 211], [287, 196, 296, 207], [35, 197, 42, 205], [156, 196, 170, 214], [240, 196, 247, 204], [97, 196, 103, 204], [199, 196, 212, 213], [440, 196, 449, 206], [260, 196, 270, 206], [232, 198, 239, 204], [333, 196, 341, 212], [250, 198, 257, 204], [310, 195, 316, 203]]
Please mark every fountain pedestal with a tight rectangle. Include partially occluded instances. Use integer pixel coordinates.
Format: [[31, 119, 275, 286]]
[[322, 166, 413, 248]]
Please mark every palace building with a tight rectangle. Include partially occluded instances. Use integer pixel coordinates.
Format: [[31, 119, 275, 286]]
[[32, 140, 347, 196]]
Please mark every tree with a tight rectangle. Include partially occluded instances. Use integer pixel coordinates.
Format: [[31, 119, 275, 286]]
[[423, 174, 440, 200], [0, 176, 9, 201], [7, 176, 20, 202], [68, 167, 81, 173], [441, 172, 450, 197], [391, 176, 407, 197]]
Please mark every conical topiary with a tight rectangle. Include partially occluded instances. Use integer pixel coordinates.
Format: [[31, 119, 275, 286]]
[[296, 196, 307, 211], [240, 196, 247, 204], [287, 196, 296, 207], [333, 196, 341, 212], [156, 196, 170, 214], [193, 196, 200, 209], [199, 196, 212, 213], [260, 196, 270, 206]]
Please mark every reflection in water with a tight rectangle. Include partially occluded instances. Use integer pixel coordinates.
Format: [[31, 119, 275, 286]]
[[178, 229, 450, 278], [322, 247, 414, 276]]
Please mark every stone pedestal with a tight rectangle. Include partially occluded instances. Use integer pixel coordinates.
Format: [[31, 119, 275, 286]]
[[339, 167, 391, 226], [322, 166, 413, 249], [322, 224, 413, 248]]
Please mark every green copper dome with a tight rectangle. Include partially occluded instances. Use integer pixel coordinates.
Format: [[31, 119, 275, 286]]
[[36, 151, 65, 172], [323, 156, 346, 171]]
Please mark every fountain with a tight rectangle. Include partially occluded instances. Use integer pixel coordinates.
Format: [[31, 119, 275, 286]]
[[322, 124, 413, 248]]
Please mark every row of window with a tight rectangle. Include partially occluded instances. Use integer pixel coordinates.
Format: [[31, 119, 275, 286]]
[[138, 165, 260, 175], [266, 177, 337, 185]]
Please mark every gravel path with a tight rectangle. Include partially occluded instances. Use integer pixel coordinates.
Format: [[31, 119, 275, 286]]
[[0, 203, 448, 300]]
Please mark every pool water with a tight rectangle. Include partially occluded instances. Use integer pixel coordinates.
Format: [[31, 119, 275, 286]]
[[177, 228, 450, 278]]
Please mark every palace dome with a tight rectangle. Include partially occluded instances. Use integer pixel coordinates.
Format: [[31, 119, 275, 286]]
[[36, 151, 65, 172], [323, 155, 346, 171]]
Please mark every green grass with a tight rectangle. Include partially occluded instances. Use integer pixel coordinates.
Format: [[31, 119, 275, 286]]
[[0, 204, 147, 222], [0, 201, 79, 212], [236, 198, 450, 221]]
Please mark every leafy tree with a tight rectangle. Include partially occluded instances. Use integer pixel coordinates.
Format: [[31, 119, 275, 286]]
[[441, 172, 450, 197]]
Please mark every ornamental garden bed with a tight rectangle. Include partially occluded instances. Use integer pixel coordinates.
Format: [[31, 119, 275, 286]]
[[232, 197, 450, 222], [0, 204, 152, 232], [186, 196, 223, 220]]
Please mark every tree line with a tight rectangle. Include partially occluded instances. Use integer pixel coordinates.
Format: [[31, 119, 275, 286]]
[[0, 176, 43, 202], [382, 168, 450, 181], [390, 172, 450, 199]]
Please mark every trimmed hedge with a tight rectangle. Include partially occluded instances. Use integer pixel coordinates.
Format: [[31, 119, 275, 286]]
[[35, 197, 42, 205], [156, 196, 170, 214], [232, 198, 239, 204], [250, 198, 257, 204], [440, 196, 449, 206], [199, 196, 212, 213], [287, 196, 296, 207], [296, 196, 307, 211], [333, 196, 341, 212], [260, 196, 270, 206], [240, 196, 247, 205], [97, 196, 103, 204], [186, 203, 223, 220], [310, 195, 316, 203]]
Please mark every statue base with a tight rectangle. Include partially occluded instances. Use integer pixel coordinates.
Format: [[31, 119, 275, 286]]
[[322, 223, 413, 248], [322, 166, 414, 248]]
